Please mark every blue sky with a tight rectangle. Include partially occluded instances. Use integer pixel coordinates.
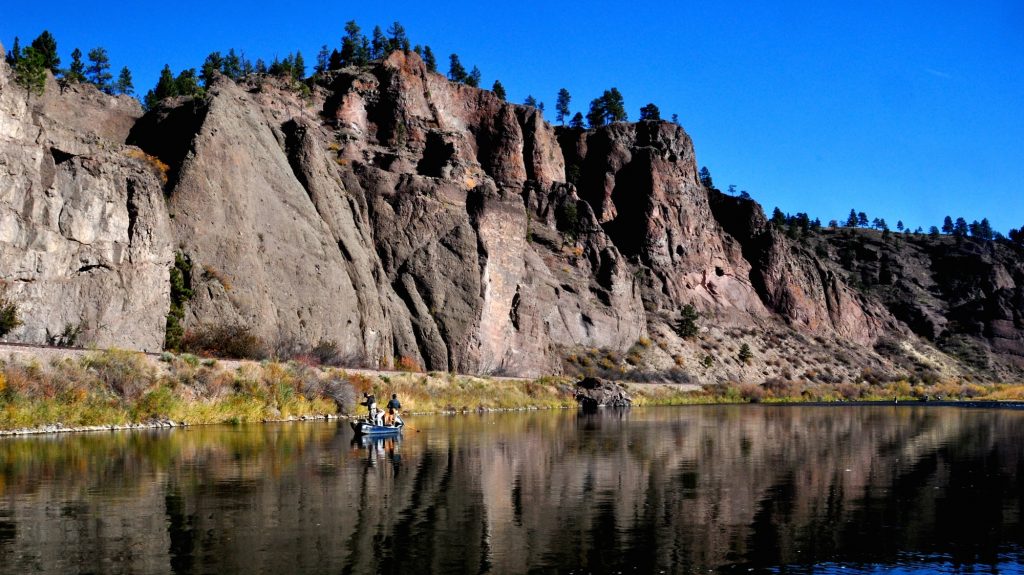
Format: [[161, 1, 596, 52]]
[[4, 0, 1023, 232]]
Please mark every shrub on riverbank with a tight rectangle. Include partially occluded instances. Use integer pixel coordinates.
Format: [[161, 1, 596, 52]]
[[0, 349, 345, 429]]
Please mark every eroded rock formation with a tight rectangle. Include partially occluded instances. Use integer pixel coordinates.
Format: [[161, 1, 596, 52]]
[[1, 46, 1021, 382]]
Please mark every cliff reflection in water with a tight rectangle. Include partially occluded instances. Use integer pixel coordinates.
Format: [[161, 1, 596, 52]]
[[0, 406, 1022, 573]]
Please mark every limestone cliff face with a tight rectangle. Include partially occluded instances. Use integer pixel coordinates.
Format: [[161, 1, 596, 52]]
[[1, 47, 1020, 381], [123, 52, 643, 376], [0, 48, 172, 351]]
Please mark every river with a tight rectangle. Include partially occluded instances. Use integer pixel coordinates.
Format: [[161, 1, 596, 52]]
[[0, 405, 1022, 574]]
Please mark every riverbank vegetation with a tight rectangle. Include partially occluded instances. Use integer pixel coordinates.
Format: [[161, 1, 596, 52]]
[[1, 348, 1023, 432]]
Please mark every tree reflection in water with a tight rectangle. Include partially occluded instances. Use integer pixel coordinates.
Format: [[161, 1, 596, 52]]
[[0, 406, 1021, 574]]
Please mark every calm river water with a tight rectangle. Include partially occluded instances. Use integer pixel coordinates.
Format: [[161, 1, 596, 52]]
[[0, 405, 1022, 574]]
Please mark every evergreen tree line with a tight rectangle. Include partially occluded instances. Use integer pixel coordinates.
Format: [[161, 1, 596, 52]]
[[5, 31, 133, 99], [7, 25, 688, 133], [699, 166, 1019, 246]]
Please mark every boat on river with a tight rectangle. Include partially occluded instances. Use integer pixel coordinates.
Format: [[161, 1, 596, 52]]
[[350, 416, 404, 436]]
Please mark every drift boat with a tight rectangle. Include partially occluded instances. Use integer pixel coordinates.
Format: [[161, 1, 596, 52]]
[[350, 416, 404, 436]]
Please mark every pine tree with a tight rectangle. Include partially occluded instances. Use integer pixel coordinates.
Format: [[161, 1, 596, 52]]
[[604, 88, 627, 122], [555, 88, 571, 125], [699, 167, 714, 189], [771, 207, 786, 227], [846, 209, 858, 227], [738, 343, 753, 363], [953, 217, 968, 237], [66, 48, 85, 83], [896, 220, 904, 231], [340, 21, 366, 66], [115, 66, 133, 95], [639, 102, 661, 121], [14, 46, 47, 100], [524, 95, 538, 108], [569, 112, 585, 129], [86, 47, 112, 93], [466, 66, 481, 87], [201, 52, 223, 88], [491, 79, 506, 101], [857, 212, 868, 227], [316, 45, 329, 74], [30, 30, 59, 73], [293, 51, 305, 80], [328, 49, 343, 71], [371, 26, 386, 60], [942, 216, 954, 234], [175, 68, 201, 97], [144, 64, 178, 109], [386, 21, 408, 54], [586, 97, 605, 128], [5, 37, 20, 65], [671, 113, 679, 124], [422, 46, 437, 72], [223, 49, 242, 79], [979, 218, 993, 241], [448, 54, 467, 82]]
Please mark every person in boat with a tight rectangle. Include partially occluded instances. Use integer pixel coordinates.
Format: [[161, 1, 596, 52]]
[[362, 392, 378, 423], [385, 394, 402, 427]]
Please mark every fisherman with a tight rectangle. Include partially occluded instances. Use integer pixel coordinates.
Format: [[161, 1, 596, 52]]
[[385, 394, 403, 427], [361, 392, 378, 423]]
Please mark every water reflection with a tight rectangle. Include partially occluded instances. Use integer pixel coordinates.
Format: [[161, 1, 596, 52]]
[[0, 406, 1022, 573]]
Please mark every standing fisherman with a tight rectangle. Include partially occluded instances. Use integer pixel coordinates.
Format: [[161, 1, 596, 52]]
[[385, 394, 403, 427]]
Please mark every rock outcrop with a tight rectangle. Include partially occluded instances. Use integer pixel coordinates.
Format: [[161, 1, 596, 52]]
[[1, 47, 1021, 382], [0, 49, 172, 350], [574, 376, 632, 408]]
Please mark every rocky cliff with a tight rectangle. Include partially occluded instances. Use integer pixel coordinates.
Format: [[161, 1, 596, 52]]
[[1, 46, 1021, 383]]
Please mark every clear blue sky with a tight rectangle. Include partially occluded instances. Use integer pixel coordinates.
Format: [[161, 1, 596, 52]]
[[5, 0, 1023, 233]]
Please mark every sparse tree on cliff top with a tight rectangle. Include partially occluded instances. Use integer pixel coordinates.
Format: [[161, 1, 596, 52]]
[[857, 212, 868, 227], [897, 220, 904, 231], [144, 64, 178, 109], [492, 79, 506, 101], [586, 98, 605, 128], [293, 51, 306, 80], [569, 112, 585, 129], [66, 48, 85, 83], [14, 46, 47, 100], [371, 26, 386, 60], [340, 21, 367, 66], [201, 52, 223, 87], [466, 65, 481, 87], [639, 102, 661, 121], [30, 30, 59, 73], [448, 53, 467, 82], [953, 217, 968, 237], [555, 88, 571, 125], [315, 45, 329, 74], [846, 209, 858, 227], [699, 167, 714, 189], [422, 45, 437, 72], [86, 47, 112, 93], [942, 215, 954, 234], [5, 37, 21, 65], [115, 66, 133, 95], [524, 95, 538, 108], [387, 21, 409, 53]]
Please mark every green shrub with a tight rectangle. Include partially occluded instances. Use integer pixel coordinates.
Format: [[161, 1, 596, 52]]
[[181, 323, 267, 360], [0, 282, 22, 338]]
